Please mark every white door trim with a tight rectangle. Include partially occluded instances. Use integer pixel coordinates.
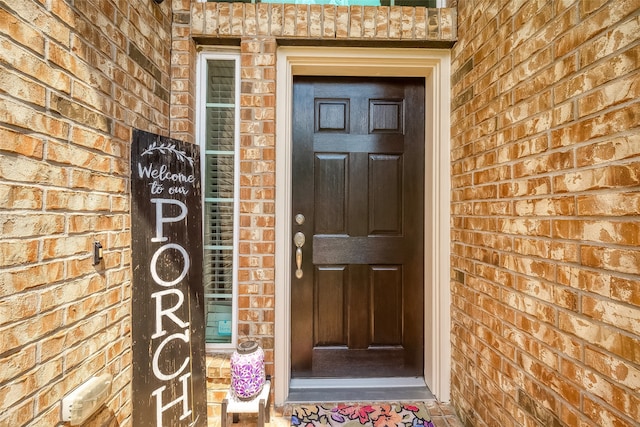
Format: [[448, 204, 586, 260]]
[[274, 46, 451, 405]]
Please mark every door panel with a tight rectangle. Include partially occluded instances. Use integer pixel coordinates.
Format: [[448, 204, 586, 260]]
[[314, 154, 348, 234], [314, 266, 346, 345], [369, 154, 402, 234], [291, 76, 425, 378], [371, 265, 403, 345]]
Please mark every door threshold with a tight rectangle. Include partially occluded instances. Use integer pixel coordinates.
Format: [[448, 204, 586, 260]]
[[287, 377, 434, 403]]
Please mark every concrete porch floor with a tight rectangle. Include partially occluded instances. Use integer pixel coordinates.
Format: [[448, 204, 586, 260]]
[[216, 401, 463, 427]]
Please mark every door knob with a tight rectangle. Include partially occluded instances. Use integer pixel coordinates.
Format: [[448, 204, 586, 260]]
[[294, 232, 305, 279]]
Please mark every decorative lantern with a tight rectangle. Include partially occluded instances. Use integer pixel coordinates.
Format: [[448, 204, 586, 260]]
[[230, 340, 265, 400]]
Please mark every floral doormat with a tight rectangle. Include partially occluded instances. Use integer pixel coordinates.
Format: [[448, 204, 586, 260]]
[[291, 403, 435, 426]]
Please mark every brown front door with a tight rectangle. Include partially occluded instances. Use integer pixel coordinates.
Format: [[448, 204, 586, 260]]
[[291, 76, 425, 378]]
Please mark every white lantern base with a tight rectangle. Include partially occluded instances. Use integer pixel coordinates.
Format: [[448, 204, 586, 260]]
[[221, 380, 271, 427]]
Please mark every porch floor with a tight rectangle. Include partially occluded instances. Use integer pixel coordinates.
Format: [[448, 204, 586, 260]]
[[215, 400, 463, 427]]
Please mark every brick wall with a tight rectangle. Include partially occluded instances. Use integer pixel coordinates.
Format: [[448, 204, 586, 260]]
[[190, 2, 456, 41], [0, 0, 171, 425], [11, 1, 636, 426], [187, 2, 456, 423], [451, 1, 639, 426]]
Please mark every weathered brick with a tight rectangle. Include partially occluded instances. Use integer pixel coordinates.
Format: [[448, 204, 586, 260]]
[[291, 4, 307, 37], [242, 3, 257, 36], [5, 39, 70, 91], [300, 4, 319, 37], [554, 162, 640, 192], [553, 219, 640, 246], [577, 133, 640, 167], [0, 128, 44, 158], [583, 396, 637, 427], [0, 213, 65, 239], [68, 214, 123, 234], [189, 2, 205, 35], [282, 3, 296, 37], [554, 47, 639, 104], [514, 5, 563, 66], [577, 191, 640, 216], [517, 315, 583, 360], [582, 295, 640, 335], [254, 3, 269, 36], [556, 0, 638, 58], [564, 361, 640, 420], [407, 6, 423, 39], [0, 183, 43, 211], [0, 395, 34, 426], [610, 276, 640, 308], [581, 245, 640, 275], [335, 6, 349, 38], [452, 0, 640, 424], [0, 98, 69, 139], [0, 7, 45, 55], [0, 239, 39, 267], [71, 170, 126, 192], [513, 150, 573, 178], [559, 311, 640, 364], [585, 347, 640, 392], [375, 6, 389, 38], [434, 7, 457, 41], [0, 67, 46, 107], [501, 46, 554, 93], [579, 14, 639, 66], [514, 197, 575, 216], [579, 74, 640, 117], [45, 189, 110, 211], [47, 140, 112, 172], [503, 254, 556, 282], [400, 6, 413, 39], [216, 3, 231, 35], [269, 4, 283, 36], [0, 309, 64, 355]]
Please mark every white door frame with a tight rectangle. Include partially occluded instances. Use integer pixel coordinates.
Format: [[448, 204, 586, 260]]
[[274, 46, 451, 405]]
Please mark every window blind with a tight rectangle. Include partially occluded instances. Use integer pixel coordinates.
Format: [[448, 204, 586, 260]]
[[203, 59, 237, 344]]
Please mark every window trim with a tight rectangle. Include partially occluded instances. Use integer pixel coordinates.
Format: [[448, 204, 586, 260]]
[[196, 50, 242, 351]]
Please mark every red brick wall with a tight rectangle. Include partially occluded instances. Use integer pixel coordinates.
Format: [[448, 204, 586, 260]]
[[0, 1, 171, 425], [10, 1, 637, 426], [187, 3, 457, 422], [451, 1, 639, 426]]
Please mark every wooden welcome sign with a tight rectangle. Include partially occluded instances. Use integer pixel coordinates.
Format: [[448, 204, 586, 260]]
[[131, 129, 207, 426]]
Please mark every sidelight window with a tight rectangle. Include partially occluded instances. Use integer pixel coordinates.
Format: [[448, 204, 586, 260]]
[[198, 53, 240, 348]]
